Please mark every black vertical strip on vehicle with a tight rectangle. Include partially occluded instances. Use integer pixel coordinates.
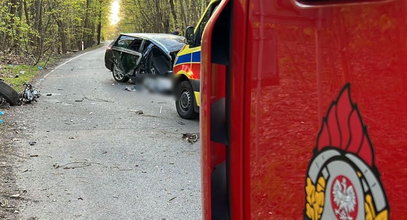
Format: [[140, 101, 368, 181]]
[[211, 161, 229, 220], [211, 3, 231, 65], [210, 1, 232, 144], [211, 98, 228, 144], [210, 1, 232, 220]]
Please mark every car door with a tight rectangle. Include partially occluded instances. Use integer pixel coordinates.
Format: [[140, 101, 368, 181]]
[[111, 35, 136, 74], [120, 38, 143, 76]]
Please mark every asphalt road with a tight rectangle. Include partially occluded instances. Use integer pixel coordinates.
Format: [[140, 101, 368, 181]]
[[10, 46, 201, 219]]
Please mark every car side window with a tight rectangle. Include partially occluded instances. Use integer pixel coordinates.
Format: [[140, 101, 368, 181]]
[[128, 38, 143, 52], [192, 3, 219, 48], [114, 35, 135, 48], [142, 41, 152, 53]]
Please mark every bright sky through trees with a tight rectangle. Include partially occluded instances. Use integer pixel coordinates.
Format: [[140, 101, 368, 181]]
[[110, 0, 120, 25]]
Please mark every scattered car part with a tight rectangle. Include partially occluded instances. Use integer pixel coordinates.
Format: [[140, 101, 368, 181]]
[[21, 83, 40, 104], [182, 133, 199, 144], [124, 86, 137, 92], [0, 80, 21, 106]]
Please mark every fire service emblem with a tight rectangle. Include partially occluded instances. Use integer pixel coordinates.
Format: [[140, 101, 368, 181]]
[[304, 84, 389, 220]]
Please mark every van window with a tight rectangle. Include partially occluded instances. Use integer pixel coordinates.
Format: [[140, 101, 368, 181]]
[[115, 35, 135, 48], [192, 3, 220, 47]]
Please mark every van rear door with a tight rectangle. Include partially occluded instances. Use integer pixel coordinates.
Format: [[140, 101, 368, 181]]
[[202, 0, 407, 219]]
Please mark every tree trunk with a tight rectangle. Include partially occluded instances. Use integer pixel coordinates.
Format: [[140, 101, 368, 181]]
[[54, 15, 67, 54], [97, 0, 102, 45], [168, 0, 177, 27], [178, 0, 188, 28], [83, 0, 93, 48]]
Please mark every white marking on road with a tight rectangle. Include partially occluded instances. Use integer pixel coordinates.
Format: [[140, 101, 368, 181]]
[[43, 51, 91, 79]]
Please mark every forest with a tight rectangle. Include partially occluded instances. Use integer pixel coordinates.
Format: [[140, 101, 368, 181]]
[[118, 0, 211, 34], [0, 0, 209, 66], [0, 0, 110, 65]]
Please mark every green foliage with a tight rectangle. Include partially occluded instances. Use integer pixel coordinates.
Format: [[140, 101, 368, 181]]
[[118, 0, 211, 35], [1, 64, 40, 91], [0, 0, 112, 65], [0, 0, 209, 66]]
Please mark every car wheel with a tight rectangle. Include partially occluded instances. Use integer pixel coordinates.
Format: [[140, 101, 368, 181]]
[[0, 80, 21, 106], [176, 81, 198, 119], [112, 63, 129, 83]]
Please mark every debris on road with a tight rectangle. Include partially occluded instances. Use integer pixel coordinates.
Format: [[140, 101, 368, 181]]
[[46, 93, 52, 96], [53, 161, 96, 170], [0, 81, 40, 105], [84, 96, 113, 103], [21, 83, 40, 104], [75, 98, 84, 102], [130, 110, 144, 115], [29, 142, 37, 146], [168, 196, 177, 202], [124, 86, 137, 92], [9, 194, 20, 199], [29, 155, 38, 158], [182, 133, 199, 144], [0, 200, 9, 207]]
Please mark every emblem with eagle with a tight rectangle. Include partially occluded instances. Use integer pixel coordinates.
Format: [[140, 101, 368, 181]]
[[304, 84, 389, 220]]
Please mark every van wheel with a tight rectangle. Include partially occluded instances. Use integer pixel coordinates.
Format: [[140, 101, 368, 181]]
[[176, 81, 198, 119], [0, 81, 21, 106], [112, 64, 129, 83]]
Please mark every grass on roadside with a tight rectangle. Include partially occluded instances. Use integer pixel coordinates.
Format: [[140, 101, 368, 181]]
[[1, 65, 39, 92], [0, 60, 54, 92]]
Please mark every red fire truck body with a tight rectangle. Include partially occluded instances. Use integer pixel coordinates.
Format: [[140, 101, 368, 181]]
[[201, 0, 407, 219]]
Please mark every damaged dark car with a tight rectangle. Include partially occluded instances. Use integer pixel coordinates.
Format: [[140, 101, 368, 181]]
[[105, 33, 185, 83]]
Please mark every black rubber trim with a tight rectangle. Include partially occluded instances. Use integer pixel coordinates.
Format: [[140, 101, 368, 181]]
[[211, 98, 228, 145], [189, 79, 200, 113], [190, 79, 200, 92], [211, 161, 230, 220], [209, 1, 232, 220], [211, 3, 231, 65]]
